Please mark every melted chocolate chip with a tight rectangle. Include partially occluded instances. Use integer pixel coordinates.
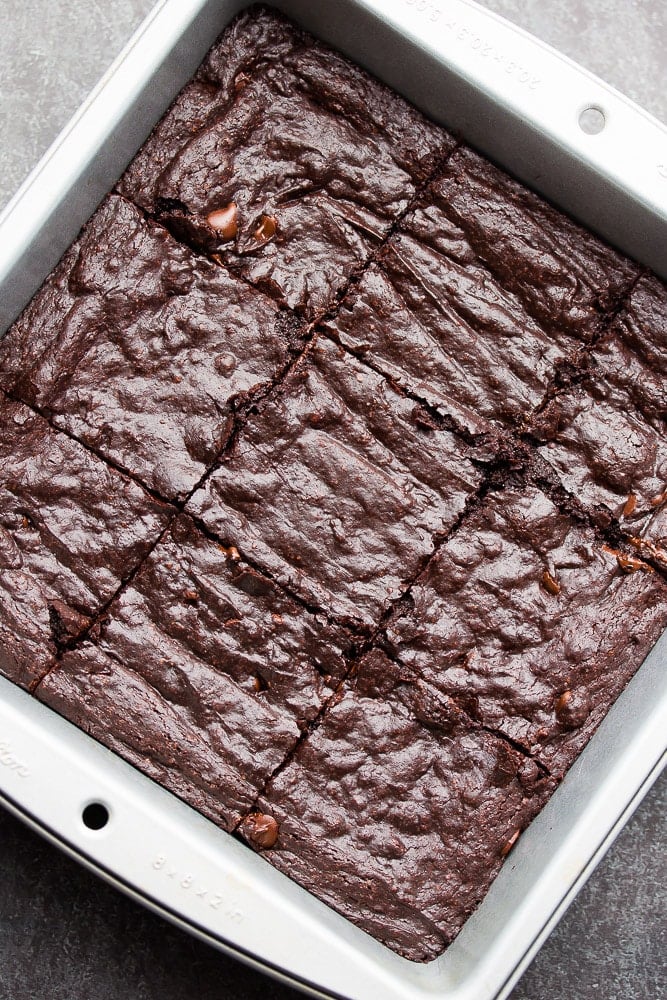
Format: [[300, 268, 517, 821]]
[[541, 569, 561, 595], [207, 203, 238, 240], [242, 811, 279, 849], [555, 689, 590, 729], [253, 214, 278, 243], [500, 829, 521, 857]]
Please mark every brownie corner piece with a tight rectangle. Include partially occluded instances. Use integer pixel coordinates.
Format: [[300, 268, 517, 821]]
[[37, 513, 352, 830], [431, 145, 640, 340], [238, 649, 552, 961], [187, 335, 483, 627], [0, 394, 170, 690], [385, 483, 667, 778], [118, 6, 453, 319], [0, 193, 292, 502]]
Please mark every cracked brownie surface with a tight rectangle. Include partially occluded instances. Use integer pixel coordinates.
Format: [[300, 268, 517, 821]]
[[0, 194, 293, 501], [530, 276, 667, 552], [118, 7, 454, 319], [239, 649, 554, 961], [1, 3, 666, 965], [188, 335, 483, 627], [384, 485, 667, 778], [0, 395, 169, 689], [37, 514, 352, 830]]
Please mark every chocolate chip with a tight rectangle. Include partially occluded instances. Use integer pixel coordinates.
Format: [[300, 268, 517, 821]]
[[622, 493, 637, 517], [242, 811, 279, 849], [541, 569, 561, 595], [629, 535, 667, 570], [253, 214, 278, 243], [206, 203, 238, 240], [602, 545, 653, 574], [500, 829, 520, 857], [218, 544, 241, 562], [555, 689, 590, 729], [182, 589, 199, 602]]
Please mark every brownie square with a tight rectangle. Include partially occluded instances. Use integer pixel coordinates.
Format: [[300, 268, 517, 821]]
[[325, 222, 577, 437], [385, 485, 667, 778], [118, 8, 453, 319], [532, 279, 666, 538], [594, 273, 667, 428], [532, 381, 666, 537], [37, 514, 351, 830], [0, 396, 169, 689], [238, 650, 553, 962], [0, 195, 292, 501], [431, 147, 639, 340], [188, 336, 482, 627]]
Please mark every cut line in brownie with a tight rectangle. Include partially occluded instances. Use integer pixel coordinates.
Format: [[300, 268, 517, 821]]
[[531, 278, 666, 545], [37, 514, 352, 831], [187, 335, 483, 628], [325, 145, 641, 438], [238, 649, 554, 962], [384, 485, 667, 778], [0, 395, 170, 690], [596, 273, 667, 429], [0, 194, 295, 502], [118, 7, 454, 319]]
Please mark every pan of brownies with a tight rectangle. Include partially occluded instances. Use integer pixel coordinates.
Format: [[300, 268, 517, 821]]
[[0, 1, 665, 998]]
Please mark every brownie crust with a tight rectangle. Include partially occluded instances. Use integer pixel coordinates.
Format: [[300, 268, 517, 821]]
[[188, 335, 482, 627], [0, 195, 292, 501], [38, 515, 351, 830], [0, 396, 169, 689], [119, 7, 454, 319]]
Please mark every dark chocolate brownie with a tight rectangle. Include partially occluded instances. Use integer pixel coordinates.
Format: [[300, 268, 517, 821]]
[[532, 380, 666, 539], [596, 273, 667, 428], [1, 3, 666, 967], [384, 485, 667, 778], [0, 194, 292, 501], [324, 144, 641, 436], [238, 650, 554, 962], [0, 395, 169, 690], [324, 229, 573, 438], [187, 335, 482, 627], [118, 7, 453, 319], [430, 147, 640, 340], [531, 276, 666, 538], [37, 515, 351, 830]]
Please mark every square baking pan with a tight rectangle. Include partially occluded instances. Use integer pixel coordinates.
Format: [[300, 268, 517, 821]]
[[0, 1, 666, 998]]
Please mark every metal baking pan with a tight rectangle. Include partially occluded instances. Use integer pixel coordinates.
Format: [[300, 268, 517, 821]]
[[0, 1, 665, 997]]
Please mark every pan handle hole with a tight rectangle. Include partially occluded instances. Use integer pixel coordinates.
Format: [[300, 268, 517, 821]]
[[578, 106, 606, 135], [82, 802, 110, 830]]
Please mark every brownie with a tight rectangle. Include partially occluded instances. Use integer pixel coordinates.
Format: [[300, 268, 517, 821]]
[[0, 395, 169, 689], [596, 273, 667, 428], [384, 485, 667, 778], [1, 3, 666, 967], [0, 195, 292, 501], [532, 382, 666, 538], [238, 650, 554, 962], [187, 336, 482, 627], [37, 515, 351, 830], [118, 7, 453, 319], [431, 147, 640, 340], [532, 280, 666, 539], [324, 228, 575, 438]]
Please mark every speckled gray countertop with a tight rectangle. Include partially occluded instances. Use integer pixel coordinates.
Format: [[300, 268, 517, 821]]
[[0, 2, 665, 998]]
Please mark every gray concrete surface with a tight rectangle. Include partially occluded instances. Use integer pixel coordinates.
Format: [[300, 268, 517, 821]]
[[0, 2, 665, 998]]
